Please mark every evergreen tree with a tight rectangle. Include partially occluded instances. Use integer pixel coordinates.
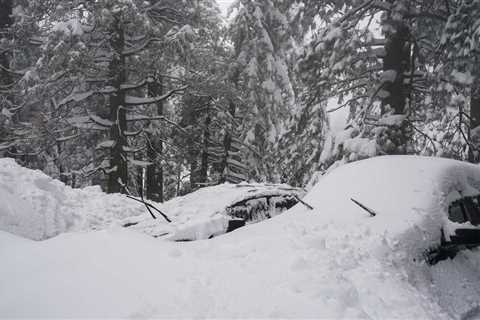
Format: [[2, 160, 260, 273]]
[[229, 0, 297, 181]]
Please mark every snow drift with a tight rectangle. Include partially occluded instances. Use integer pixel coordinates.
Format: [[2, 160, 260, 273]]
[[0, 158, 302, 241], [1, 156, 480, 318], [0, 158, 145, 240]]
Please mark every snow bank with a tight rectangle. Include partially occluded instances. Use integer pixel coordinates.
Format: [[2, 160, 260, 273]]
[[123, 182, 303, 240], [0, 158, 302, 241], [292, 155, 480, 255], [0, 158, 145, 240], [1, 156, 480, 318]]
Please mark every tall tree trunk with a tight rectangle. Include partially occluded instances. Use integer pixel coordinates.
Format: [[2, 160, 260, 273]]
[[469, 68, 480, 162], [146, 75, 164, 202], [190, 157, 199, 189], [220, 100, 236, 183], [0, 0, 12, 89], [220, 133, 232, 183], [1, 0, 14, 156], [199, 109, 210, 185], [381, 22, 412, 154], [107, 16, 128, 194]]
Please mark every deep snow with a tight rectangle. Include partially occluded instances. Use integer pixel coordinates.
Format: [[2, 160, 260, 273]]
[[0, 158, 145, 240], [0, 158, 301, 241], [1, 156, 480, 318]]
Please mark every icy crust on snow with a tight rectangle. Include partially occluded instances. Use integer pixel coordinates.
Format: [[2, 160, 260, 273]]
[[0, 158, 145, 240]]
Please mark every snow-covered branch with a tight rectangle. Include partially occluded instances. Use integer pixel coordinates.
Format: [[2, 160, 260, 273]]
[[124, 85, 188, 106]]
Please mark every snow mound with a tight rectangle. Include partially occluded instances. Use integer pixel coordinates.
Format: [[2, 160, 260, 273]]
[[0, 158, 145, 240], [123, 182, 304, 240], [292, 155, 480, 254], [1, 156, 480, 318], [0, 158, 302, 241]]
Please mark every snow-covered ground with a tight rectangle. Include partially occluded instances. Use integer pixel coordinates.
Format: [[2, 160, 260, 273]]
[[0, 158, 145, 240], [0, 158, 301, 241], [1, 156, 480, 318]]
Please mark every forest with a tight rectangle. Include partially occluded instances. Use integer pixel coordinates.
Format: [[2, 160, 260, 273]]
[[1, 0, 479, 200]]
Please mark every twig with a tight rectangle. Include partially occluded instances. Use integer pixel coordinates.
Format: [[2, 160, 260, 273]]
[[126, 195, 172, 223], [351, 198, 376, 216], [295, 195, 314, 210]]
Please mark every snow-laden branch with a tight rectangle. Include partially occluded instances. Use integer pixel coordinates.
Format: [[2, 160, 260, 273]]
[[124, 85, 188, 106], [120, 77, 153, 91], [122, 37, 165, 56]]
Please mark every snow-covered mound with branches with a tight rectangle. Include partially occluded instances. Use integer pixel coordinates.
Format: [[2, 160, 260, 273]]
[[123, 182, 303, 240], [1, 156, 480, 318], [0, 158, 302, 241]]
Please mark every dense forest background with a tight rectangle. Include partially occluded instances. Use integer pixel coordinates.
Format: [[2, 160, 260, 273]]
[[0, 0, 479, 201]]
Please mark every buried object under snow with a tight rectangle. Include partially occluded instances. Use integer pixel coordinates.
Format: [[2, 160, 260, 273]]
[[122, 182, 305, 240]]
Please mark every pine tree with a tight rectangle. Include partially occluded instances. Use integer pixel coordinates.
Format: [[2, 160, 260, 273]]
[[228, 0, 296, 181], [299, 0, 453, 167]]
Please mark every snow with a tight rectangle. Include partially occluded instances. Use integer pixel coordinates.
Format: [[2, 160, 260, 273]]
[[1, 156, 480, 318], [343, 136, 377, 158], [452, 70, 474, 85], [378, 114, 406, 126], [380, 69, 397, 83], [124, 182, 304, 240], [0, 158, 301, 241], [96, 140, 115, 149], [0, 158, 145, 240], [52, 19, 84, 36], [59, 91, 93, 106]]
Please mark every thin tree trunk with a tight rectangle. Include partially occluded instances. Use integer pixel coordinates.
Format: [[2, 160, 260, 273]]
[[220, 100, 235, 183], [107, 16, 128, 194], [146, 75, 164, 202], [469, 70, 480, 162], [199, 110, 210, 185]]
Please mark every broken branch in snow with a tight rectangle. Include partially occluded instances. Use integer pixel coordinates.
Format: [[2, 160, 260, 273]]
[[350, 198, 376, 217]]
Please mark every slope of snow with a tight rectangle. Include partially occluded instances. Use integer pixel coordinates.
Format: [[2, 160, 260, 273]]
[[1, 156, 480, 318], [0, 158, 145, 240], [0, 158, 301, 241]]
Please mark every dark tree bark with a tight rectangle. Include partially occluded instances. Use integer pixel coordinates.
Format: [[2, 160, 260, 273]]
[[190, 156, 199, 188], [0, 0, 12, 89], [146, 75, 164, 202], [469, 69, 480, 162], [107, 16, 128, 194], [380, 21, 412, 155], [199, 108, 210, 185], [220, 132, 232, 183], [382, 24, 411, 115]]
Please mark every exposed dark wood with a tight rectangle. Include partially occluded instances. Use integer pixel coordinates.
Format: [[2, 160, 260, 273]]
[[146, 75, 164, 202], [469, 68, 480, 162], [107, 14, 128, 194], [199, 106, 211, 185], [381, 20, 412, 154], [0, 0, 12, 89]]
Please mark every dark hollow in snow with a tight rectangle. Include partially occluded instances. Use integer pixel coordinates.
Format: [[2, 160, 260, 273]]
[[225, 194, 299, 222]]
